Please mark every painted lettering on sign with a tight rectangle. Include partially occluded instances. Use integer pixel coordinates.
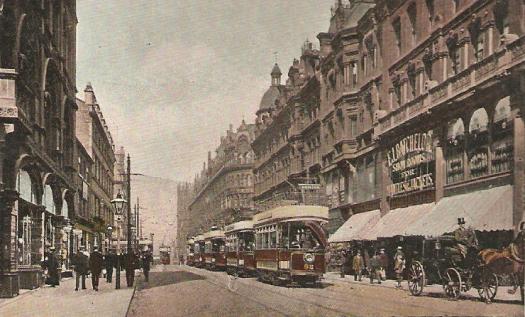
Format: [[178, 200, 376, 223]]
[[388, 132, 435, 196]]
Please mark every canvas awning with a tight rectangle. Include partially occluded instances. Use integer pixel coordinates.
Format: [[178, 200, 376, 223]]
[[405, 185, 513, 237], [362, 203, 434, 240], [328, 210, 380, 243]]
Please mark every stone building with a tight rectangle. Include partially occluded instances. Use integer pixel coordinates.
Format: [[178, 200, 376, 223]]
[[113, 145, 128, 241], [322, 0, 524, 245], [76, 84, 116, 253], [252, 41, 324, 209], [187, 121, 256, 236], [0, 1, 78, 297], [175, 181, 193, 261]]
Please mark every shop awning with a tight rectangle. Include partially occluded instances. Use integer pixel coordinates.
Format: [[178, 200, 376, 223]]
[[362, 203, 434, 240], [328, 210, 380, 243], [405, 185, 513, 237]]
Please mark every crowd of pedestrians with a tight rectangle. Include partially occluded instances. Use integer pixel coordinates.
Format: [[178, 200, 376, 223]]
[[329, 245, 405, 286], [41, 245, 154, 292]]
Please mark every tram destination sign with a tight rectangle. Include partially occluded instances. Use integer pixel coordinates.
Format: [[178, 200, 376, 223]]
[[387, 131, 435, 196]]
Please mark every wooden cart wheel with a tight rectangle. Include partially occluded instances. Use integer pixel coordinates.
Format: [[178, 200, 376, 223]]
[[444, 268, 462, 299], [477, 269, 498, 303], [408, 261, 425, 296]]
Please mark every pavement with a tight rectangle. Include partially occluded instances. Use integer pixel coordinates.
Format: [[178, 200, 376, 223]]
[[0, 272, 136, 317], [324, 271, 523, 303]]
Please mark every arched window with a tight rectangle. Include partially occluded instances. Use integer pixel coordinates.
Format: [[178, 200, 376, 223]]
[[43, 184, 55, 214], [492, 96, 513, 173], [446, 118, 465, 184], [468, 108, 489, 178], [61, 199, 69, 219], [17, 170, 35, 203]]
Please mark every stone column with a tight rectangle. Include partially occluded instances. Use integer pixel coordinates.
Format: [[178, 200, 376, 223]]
[[434, 127, 445, 202], [30, 207, 44, 266], [0, 189, 20, 297]]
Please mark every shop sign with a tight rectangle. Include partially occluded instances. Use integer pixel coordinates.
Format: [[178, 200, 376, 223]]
[[387, 131, 435, 196]]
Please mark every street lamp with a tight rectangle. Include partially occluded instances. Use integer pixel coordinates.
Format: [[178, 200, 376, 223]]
[[111, 191, 127, 289]]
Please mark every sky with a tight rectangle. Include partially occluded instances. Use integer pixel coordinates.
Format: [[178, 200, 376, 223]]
[[77, 0, 333, 182]]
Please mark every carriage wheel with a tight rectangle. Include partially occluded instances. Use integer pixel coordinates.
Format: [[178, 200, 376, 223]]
[[444, 268, 462, 299], [477, 269, 498, 303], [408, 261, 425, 296]]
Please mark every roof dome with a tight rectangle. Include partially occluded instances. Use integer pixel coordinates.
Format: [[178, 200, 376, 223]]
[[257, 86, 281, 113], [271, 63, 282, 76]]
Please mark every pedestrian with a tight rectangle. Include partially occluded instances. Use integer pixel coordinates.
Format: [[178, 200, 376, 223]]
[[89, 246, 104, 291], [42, 246, 60, 287], [368, 252, 381, 284], [141, 248, 153, 282], [125, 252, 137, 287], [352, 250, 364, 281], [104, 250, 116, 283], [377, 249, 389, 282], [394, 246, 406, 289], [73, 248, 88, 291], [339, 248, 347, 278]]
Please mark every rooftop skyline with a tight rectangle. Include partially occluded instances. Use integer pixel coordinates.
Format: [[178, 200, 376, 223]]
[[77, 0, 333, 182]]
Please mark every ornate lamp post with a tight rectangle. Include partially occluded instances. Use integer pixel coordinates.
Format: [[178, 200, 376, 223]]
[[111, 192, 127, 290]]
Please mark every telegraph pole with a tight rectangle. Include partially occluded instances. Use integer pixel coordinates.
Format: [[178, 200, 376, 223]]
[[127, 154, 132, 254]]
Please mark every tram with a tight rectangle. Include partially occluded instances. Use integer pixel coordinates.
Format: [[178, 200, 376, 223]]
[[253, 205, 328, 286], [186, 238, 195, 266], [193, 234, 206, 268], [203, 227, 226, 271], [225, 220, 256, 276], [159, 245, 171, 265]]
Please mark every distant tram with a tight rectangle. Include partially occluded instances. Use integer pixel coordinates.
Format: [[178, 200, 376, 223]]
[[203, 227, 226, 271], [253, 205, 328, 286], [194, 234, 205, 268], [225, 220, 256, 276], [159, 245, 171, 265]]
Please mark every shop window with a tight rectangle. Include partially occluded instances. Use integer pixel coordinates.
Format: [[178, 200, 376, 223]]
[[491, 97, 513, 173], [446, 118, 465, 184], [468, 108, 489, 178], [18, 216, 33, 266]]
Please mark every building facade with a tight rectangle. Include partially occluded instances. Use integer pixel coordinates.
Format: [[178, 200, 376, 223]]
[[252, 41, 324, 209], [0, 0, 78, 297], [76, 84, 116, 252], [321, 0, 524, 240], [175, 181, 193, 261], [187, 121, 256, 236]]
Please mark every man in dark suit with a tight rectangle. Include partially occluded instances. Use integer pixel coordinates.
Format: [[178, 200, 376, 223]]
[[104, 250, 116, 283], [89, 246, 104, 291], [73, 248, 88, 291]]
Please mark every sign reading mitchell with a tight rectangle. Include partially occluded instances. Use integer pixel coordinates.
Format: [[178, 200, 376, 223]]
[[387, 131, 435, 196]]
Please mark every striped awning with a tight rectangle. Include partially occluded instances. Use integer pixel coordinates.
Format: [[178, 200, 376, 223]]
[[328, 210, 380, 243], [362, 203, 434, 240], [405, 185, 513, 237]]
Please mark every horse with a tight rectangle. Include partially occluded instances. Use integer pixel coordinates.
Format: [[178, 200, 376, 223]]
[[479, 229, 524, 303]]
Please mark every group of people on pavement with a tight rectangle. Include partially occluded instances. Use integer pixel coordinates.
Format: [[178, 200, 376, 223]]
[[330, 219, 480, 289], [42, 245, 154, 292]]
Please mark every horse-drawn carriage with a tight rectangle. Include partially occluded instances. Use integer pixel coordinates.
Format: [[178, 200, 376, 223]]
[[407, 235, 498, 302]]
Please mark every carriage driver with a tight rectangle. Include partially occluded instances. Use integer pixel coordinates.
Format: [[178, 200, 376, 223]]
[[452, 217, 479, 262]]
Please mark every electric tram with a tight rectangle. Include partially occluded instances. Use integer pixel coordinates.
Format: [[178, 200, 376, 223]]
[[203, 227, 226, 271], [225, 220, 256, 276], [253, 205, 328, 286]]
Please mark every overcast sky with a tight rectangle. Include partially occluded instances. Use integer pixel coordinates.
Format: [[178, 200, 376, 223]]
[[77, 0, 333, 182]]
